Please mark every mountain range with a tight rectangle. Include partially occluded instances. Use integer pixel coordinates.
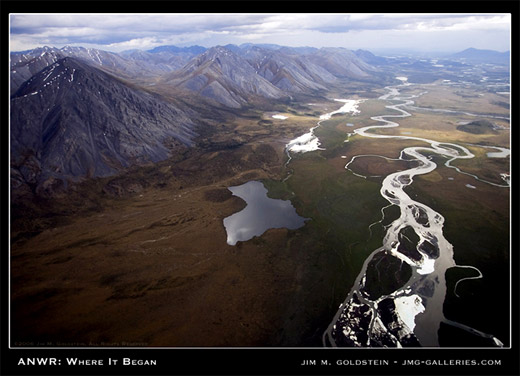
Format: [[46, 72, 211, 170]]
[[10, 44, 507, 197], [161, 46, 286, 108], [10, 43, 389, 193]]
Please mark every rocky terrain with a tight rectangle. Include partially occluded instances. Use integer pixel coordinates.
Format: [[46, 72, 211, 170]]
[[11, 57, 198, 200], [10, 43, 392, 197]]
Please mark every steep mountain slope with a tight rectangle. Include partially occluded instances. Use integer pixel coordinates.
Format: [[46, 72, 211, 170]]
[[9, 43, 389, 196], [354, 49, 389, 66], [10, 47, 64, 94], [161, 46, 286, 108], [12, 44, 384, 106], [10, 45, 190, 94], [160, 44, 380, 103], [58, 46, 184, 78], [10, 57, 197, 195], [307, 47, 377, 79], [119, 49, 190, 74], [243, 46, 336, 93]]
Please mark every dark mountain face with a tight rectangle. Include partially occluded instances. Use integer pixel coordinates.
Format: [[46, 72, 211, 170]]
[[10, 57, 197, 196], [162, 46, 286, 108]]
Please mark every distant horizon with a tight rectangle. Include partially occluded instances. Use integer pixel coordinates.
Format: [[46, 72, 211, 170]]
[[9, 43, 511, 57], [9, 13, 511, 54]]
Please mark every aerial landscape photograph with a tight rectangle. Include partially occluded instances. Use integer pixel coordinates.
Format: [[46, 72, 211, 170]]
[[5, 8, 517, 376]]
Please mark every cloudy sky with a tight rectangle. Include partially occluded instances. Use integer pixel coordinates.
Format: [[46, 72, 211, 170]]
[[9, 13, 511, 53]]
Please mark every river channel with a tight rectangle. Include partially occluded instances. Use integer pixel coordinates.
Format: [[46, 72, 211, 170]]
[[318, 82, 508, 347]]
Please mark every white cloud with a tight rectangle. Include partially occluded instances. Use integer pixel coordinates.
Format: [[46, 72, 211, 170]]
[[106, 37, 161, 50], [9, 13, 511, 53]]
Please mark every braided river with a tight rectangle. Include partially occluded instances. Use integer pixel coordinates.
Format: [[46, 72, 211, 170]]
[[285, 81, 509, 347]]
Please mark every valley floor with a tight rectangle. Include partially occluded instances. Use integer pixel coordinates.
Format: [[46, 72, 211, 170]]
[[10, 79, 510, 347]]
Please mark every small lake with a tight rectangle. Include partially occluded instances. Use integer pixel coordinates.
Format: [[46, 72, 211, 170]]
[[223, 181, 308, 245]]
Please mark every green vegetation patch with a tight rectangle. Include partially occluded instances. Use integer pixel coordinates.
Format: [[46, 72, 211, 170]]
[[314, 118, 351, 158], [448, 146, 510, 185], [284, 152, 388, 279]]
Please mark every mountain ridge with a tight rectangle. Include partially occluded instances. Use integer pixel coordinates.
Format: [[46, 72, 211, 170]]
[[12, 43, 506, 196], [11, 57, 198, 197], [161, 46, 287, 108]]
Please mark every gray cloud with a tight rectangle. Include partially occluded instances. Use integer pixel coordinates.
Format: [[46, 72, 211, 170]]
[[9, 13, 511, 53]]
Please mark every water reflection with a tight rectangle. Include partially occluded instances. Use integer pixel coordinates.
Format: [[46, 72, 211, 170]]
[[223, 181, 308, 245]]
